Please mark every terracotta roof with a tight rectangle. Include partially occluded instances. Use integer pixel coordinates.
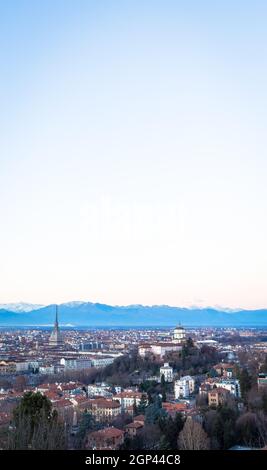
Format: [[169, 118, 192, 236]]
[[134, 414, 145, 422], [91, 399, 121, 409], [163, 402, 188, 412], [53, 399, 73, 408], [44, 391, 61, 400], [115, 391, 143, 399], [125, 422, 143, 429], [88, 427, 124, 439], [214, 363, 234, 369]]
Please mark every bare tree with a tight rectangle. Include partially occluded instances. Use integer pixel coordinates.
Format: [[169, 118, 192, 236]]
[[178, 418, 210, 450], [236, 411, 267, 448]]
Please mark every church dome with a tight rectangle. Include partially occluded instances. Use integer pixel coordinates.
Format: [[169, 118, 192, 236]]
[[173, 324, 186, 343]]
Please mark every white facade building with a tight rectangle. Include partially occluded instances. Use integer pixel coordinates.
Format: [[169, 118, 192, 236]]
[[39, 365, 55, 375], [113, 391, 146, 411], [160, 363, 173, 382], [76, 358, 92, 369], [60, 358, 77, 369], [87, 384, 112, 398], [150, 343, 182, 358], [173, 326, 186, 344], [91, 356, 115, 368], [174, 376, 195, 399], [215, 380, 241, 398]]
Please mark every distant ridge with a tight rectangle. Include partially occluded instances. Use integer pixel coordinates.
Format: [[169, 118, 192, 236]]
[[0, 302, 267, 327], [0, 302, 44, 313]]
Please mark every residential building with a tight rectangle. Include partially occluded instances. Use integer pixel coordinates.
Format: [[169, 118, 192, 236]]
[[208, 387, 230, 407], [113, 391, 146, 411], [90, 356, 115, 368], [162, 402, 188, 417], [89, 398, 121, 422], [87, 384, 112, 398], [214, 363, 235, 378], [86, 427, 124, 450], [174, 376, 195, 399], [125, 421, 144, 438], [160, 363, 173, 382]]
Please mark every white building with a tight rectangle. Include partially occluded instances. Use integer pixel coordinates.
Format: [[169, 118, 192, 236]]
[[60, 357, 77, 369], [91, 356, 115, 368], [39, 365, 55, 375], [87, 384, 112, 398], [215, 379, 241, 398], [113, 390, 146, 411], [138, 345, 152, 357], [76, 358, 92, 370], [139, 342, 182, 358], [150, 343, 182, 358], [174, 376, 195, 399], [160, 363, 173, 382], [60, 357, 92, 370], [15, 361, 29, 372], [173, 325, 186, 344]]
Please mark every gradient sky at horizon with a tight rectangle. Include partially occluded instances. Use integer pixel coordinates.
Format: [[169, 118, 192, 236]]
[[1, 0, 267, 309]]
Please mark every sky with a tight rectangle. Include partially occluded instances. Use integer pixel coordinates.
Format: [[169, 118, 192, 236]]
[[1, 0, 267, 309]]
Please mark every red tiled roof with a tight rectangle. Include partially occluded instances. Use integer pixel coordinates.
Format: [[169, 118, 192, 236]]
[[91, 399, 121, 409], [53, 399, 73, 408], [134, 414, 145, 423], [125, 422, 143, 429], [163, 402, 188, 412], [115, 391, 143, 399], [88, 427, 124, 439]]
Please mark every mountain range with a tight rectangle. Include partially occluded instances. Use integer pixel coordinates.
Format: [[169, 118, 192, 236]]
[[0, 302, 267, 327]]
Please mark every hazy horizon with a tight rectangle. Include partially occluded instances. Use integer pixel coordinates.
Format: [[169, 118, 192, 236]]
[[1, 1, 267, 310]]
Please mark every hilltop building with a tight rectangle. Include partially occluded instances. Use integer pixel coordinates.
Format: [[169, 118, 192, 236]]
[[138, 324, 187, 358], [172, 325, 186, 344]]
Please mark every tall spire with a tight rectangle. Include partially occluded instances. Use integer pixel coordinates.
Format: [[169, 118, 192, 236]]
[[49, 303, 63, 347], [55, 304, 58, 327]]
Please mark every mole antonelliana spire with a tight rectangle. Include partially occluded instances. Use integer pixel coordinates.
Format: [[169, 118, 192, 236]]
[[49, 304, 63, 347]]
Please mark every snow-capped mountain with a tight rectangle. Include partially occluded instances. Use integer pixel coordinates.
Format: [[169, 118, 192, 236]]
[[0, 301, 266, 327], [0, 302, 44, 313]]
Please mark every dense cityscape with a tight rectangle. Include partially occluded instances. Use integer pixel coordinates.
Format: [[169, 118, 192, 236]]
[[0, 307, 267, 450]]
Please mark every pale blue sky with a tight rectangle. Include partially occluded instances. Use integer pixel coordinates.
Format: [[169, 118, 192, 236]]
[[1, 1, 267, 308]]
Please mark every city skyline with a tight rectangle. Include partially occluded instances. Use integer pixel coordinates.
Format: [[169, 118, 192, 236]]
[[1, 1, 267, 309]]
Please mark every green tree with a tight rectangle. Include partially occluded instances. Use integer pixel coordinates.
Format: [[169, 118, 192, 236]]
[[137, 393, 148, 414], [158, 413, 184, 449], [212, 404, 238, 449], [160, 375, 167, 402], [145, 396, 167, 425], [74, 412, 96, 449], [9, 392, 66, 450], [186, 337, 194, 349]]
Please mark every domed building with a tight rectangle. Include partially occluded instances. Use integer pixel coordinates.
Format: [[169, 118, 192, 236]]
[[172, 325, 186, 344]]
